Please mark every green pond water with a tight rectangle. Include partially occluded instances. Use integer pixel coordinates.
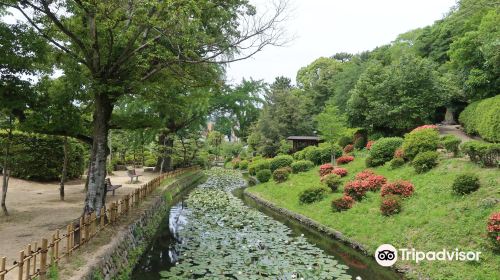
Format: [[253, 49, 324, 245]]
[[131, 169, 402, 279]]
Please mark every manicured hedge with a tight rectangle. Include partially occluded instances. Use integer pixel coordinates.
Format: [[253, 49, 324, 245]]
[[269, 155, 293, 172], [402, 129, 439, 160], [459, 95, 500, 142], [291, 160, 314, 173], [460, 141, 500, 167], [0, 132, 85, 181], [248, 159, 270, 175], [366, 137, 404, 167]]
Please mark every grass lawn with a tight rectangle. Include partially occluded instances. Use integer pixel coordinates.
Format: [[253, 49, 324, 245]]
[[247, 151, 500, 280]]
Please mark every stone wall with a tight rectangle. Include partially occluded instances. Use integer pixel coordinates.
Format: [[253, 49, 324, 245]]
[[80, 171, 205, 280]]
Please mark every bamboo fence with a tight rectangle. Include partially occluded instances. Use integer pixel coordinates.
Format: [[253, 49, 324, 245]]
[[0, 166, 198, 280]]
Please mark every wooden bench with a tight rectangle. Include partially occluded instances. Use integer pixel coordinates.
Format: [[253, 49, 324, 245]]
[[127, 169, 142, 183], [105, 178, 122, 196]]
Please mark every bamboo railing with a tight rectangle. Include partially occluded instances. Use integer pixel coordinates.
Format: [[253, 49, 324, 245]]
[[0, 166, 198, 280]]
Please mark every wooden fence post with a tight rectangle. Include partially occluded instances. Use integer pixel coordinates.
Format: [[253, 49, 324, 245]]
[[50, 234, 55, 265], [25, 245, 31, 280], [55, 230, 60, 262], [84, 215, 90, 243], [18, 251, 24, 280], [0, 257, 5, 280], [79, 217, 84, 245], [32, 242, 37, 275], [39, 239, 48, 280], [66, 225, 71, 258]]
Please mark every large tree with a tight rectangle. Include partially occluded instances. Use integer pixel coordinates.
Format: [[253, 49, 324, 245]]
[[1, 0, 287, 214]]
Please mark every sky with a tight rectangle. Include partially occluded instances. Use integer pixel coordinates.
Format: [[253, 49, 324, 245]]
[[226, 0, 457, 85]]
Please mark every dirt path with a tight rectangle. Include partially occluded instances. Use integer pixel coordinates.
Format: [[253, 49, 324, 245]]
[[438, 124, 481, 142], [0, 169, 157, 270]]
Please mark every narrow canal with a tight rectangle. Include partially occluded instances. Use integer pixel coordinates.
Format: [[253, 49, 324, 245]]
[[132, 169, 402, 279]]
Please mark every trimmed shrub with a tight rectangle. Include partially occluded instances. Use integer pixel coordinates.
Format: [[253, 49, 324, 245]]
[[319, 163, 334, 177], [303, 146, 322, 165], [239, 160, 249, 170], [487, 212, 500, 251], [273, 168, 290, 183], [322, 174, 342, 192], [256, 169, 272, 183], [144, 157, 157, 167], [402, 129, 439, 160], [269, 155, 294, 172], [332, 196, 355, 212], [318, 143, 342, 164], [247, 176, 258, 186], [337, 155, 354, 165], [0, 132, 85, 181], [389, 157, 405, 169], [452, 173, 480, 195], [459, 95, 500, 142], [412, 151, 439, 173], [338, 136, 352, 148], [366, 140, 375, 150], [380, 195, 402, 216], [440, 135, 461, 157], [332, 167, 348, 177], [291, 160, 314, 173], [343, 144, 354, 154], [355, 169, 375, 180], [411, 125, 438, 132], [293, 150, 305, 160], [354, 170, 386, 191], [367, 137, 404, 167], [354, 137, 367, 150], [381, 180, 415, 198], [299, 187, 328, 204], [461, 141, 500, 167], [343, 180, 370, 201], [248, 159, 270, 175]]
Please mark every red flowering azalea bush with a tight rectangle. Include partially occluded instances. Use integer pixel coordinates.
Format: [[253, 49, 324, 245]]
[[366, 140, 375, 150], [343, 144, 354, 154], [332, 167, 348, 177], [355, 169, 375, 180], [332, 196, 355, 212], [380, 195, 402, 216], [381, 180, 415, 198], [394, 148, 405, 159], [364, 174, 387, 191], [344, 180, 370, 200], [337, 155, 354, 165], [319, 163, 334, 177], [411, 124, 438, 132], [487, 212, 500, 251]]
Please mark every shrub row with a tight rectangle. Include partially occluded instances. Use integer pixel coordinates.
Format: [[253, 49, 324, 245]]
[[459, 95, 500, 142], [460, 141, 500, 167], [294, 144, 342, 165], [291, 160, 314, 173]]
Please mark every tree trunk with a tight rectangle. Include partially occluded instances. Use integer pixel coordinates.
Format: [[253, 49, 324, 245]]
[[60, 136, 69, 201], [1, 115, 13, 216], [83, 93, 113, 215], [155, 133, 174, 173]]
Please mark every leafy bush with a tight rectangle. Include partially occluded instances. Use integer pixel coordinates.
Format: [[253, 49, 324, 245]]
[[332, 196, 355, 212], [0, 132, 85, 181], [343, 144, 354, 154], [332, 167, 348, 177], [367, 137, 404, 166], [232, 160, 240, 169], [366, 140, 375, 150], [248, 159, 270, 175], [269, 155, 294, 172], [380, 195, 402, 216], [487, 212, 500, 251], [319, 163, 334, 177], [293, 150, 305, 160], [337, 155, 354, 165], [354, 170, 386, 191], [256, 169, 272, 183], [394, 148, 404, 159], [291, 160, 314, 173], [411, 124, 438, 132], [355, 169, 375, 180], [381, 180, 415, 198], [452, 173, 480, 195], [460, 141, 500, 167], [318, 143, 342, 164], [338, 136, 352, 148], [322, 174, 342, 192], [144, 157, 157, 167], [354, 137, 367, 150], [303, 146, 322, 165], [247, 176, 258, 186], [440, 135, 461, 157], [343, 180, 370, 201], [389, 157, 405, 169], [412, 151, 439, 173], [459, 95, 500, 142], [273, 168, 290, 183], [299, 187, 328, 204], [239, 160, 249, 170], [402, 129, 439, 160]]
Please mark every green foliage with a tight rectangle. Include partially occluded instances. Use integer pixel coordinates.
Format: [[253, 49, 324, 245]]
[[269, 155, 294, 172], [459, 95, 500, 142], [239, 160, 249, 170], [460, 141, 500, 167], [367, 137, 404, 167], [441, 135, 462, 156], [402, 129, 440, 160], [318, 143, 342, 163], [291, 160, 314, 173], [322, 174, 342, 192], [303, 146, 322, 165], [353, 137, 367, 150], [452, 173, 481, 195], [380, 195, 402, 216], [256, 169, 272, 183], [337, 136, 352, 148], [315, 102, 348, 149], [293, 150, 305, 160], [412, 151, 440, 173], [299, 187, 328, 204], [248, 159, 270, 176], [389, 157, 405, 169], [272, 168, 290, 183], [247, 176, 258, 186], [0, 132, 85, 181]]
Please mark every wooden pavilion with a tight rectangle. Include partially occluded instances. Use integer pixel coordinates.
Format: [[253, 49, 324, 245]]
[[287, 136, 322, 153]]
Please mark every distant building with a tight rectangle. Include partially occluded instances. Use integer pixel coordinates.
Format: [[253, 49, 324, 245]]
[[287, 136, 321, 152]]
